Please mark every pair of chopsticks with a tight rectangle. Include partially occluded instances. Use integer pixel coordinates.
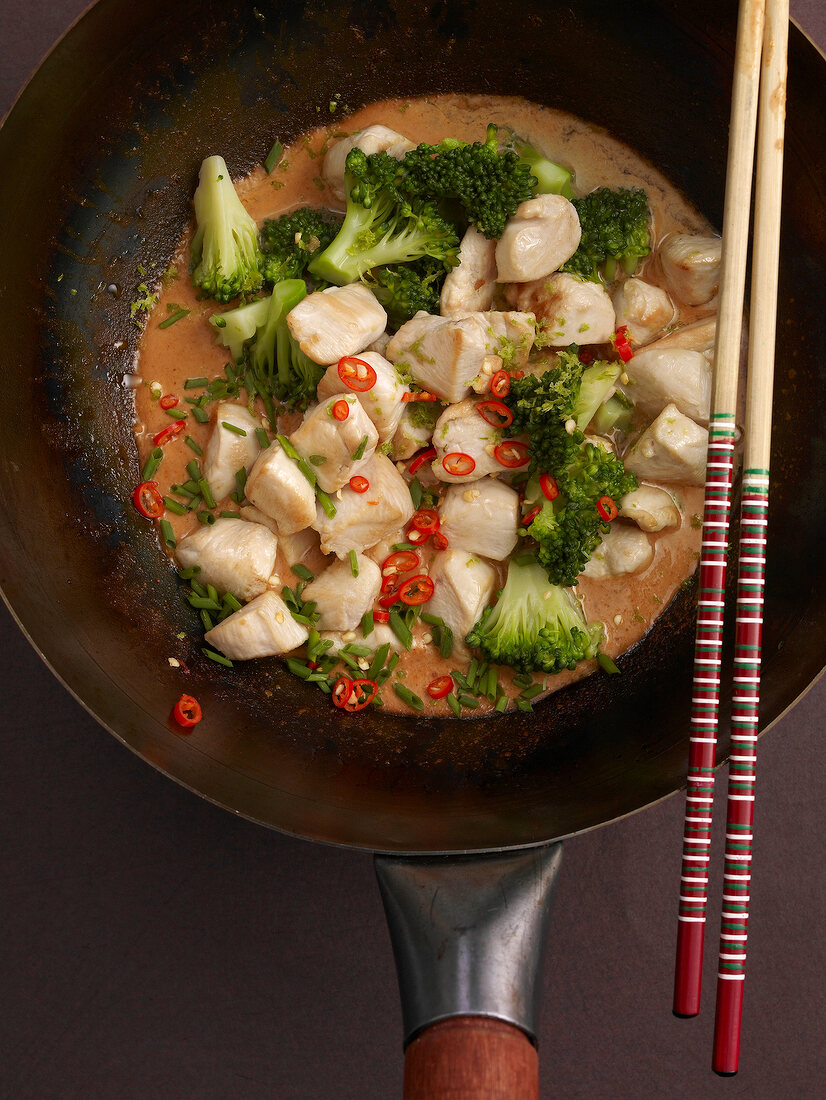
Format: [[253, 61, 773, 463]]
[[672, 0, 788, 1076]]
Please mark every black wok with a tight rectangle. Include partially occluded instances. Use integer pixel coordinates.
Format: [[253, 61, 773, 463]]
[[2, 0, 826, 1093]]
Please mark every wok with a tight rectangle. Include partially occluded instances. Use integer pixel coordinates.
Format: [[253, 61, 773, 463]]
[[2, 0, 826, 1094]]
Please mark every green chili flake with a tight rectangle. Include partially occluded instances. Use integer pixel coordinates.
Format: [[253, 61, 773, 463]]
[[349, 550, 359, 578], [264, 138, 284, 174], [255, 427, 270, 449], [202, 647, 233, 668], [184, 436, 203, 455], [222, 421, 247, 436], [393, 683, 425, 712], [160, 519, 176, 548], [158, 308, 190, 329], [597, 652, 621, 675], [141, 446, 163, 481]]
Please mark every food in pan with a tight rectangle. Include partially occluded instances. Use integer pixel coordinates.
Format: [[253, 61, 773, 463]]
[[131, 95, 720, 716]]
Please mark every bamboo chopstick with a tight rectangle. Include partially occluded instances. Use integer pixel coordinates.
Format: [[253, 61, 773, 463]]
[[712, 0, 788, 1075], [673, 0, 766, 1020]]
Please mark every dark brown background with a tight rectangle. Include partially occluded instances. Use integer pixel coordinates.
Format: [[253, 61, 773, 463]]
[[1, 3, 824, 1097]]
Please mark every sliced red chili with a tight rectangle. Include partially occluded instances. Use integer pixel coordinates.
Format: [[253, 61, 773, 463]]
[[579, 349, 595, 365], [493, 440, 529, 468], [597, 495, 619, 522], [382, 550, 420, 575], [408, 446, 437, 475], [338, 355, 377, 392], [380, 574, 397, 595], [476, 399, 514, 429], [614, 326, 634, 363], [332, 676, 354, 708], [372, 609, 390, 624], [349, 475, 370, 493], [411, 509, 440, 535], [172, 693, 202, 729], [343, 678, 379, 711], [539, 473, 559, 501], [407, 527, 430, 545], [378, 588, 400, 609], [442, 451, 476, 476], [132, 480, 164, 519], [402, 390, 440, 402], [432, 531, 449, 551], [152, 419, 186, 446], [398, 574, 435, 606], [159, 394, 179, 410], [522, 504, 541, 526], [490, 370, 511, 399], [426, 675, 454, 700], [332, 399, 350, 422]]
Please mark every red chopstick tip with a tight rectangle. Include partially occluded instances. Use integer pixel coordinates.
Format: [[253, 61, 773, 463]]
[[672, 1009, 699, 1019], [714, 1070, 738, 1078]]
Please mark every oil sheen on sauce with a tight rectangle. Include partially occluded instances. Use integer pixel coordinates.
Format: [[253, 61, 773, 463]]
[[133, 93, 711, 715]]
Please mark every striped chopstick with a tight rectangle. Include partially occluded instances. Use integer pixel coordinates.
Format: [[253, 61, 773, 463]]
[[712, 0, 788, 1075], [673, 0, 766, 1020]]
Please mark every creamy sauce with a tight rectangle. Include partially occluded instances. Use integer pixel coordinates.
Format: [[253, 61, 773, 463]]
[[133, 93, 713, 715]]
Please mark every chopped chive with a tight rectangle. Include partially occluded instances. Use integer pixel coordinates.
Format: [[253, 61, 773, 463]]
[[202, 647, 233, 668], [519, 683, 544, 701], [439, 625, 453, 659], [338, 651, 361, 672], [361, 610, 374, 637], [199, 609, 214, 631], [160, 519, 176, 548], [485, 668, 499, 703], [276, 433, 300, 460], [186, 460, 202, 481], [421, 612, 444, 627], [158, 308, 190, 329], [141, 446, 164, 480], [351, 434, 368, 461], [597, 652, 621, 675], [513, 673, 534, 688], [197, 511, 216, 525], [341, 643, 372, 657], [198, 479, 216, 508], [349, 549, 359, 577], [389, 609, 413, 650], [367, 642, 391, 680], [223, 593, 242, 613], [177, 565, 201, 580], [447, 692, 462, 718], [466, 658, 479, 690], [219, 510, 241, 518], [255, 427, 270, 449], [516, 698, 533, 713], [264, 138, 284, 174], [231, 467, 247, 504], [222, 421, 247, 436], [391, 542, 418, 553], [185, 436, 203, 455], [206, 584, 219, 603], [309, 454, 327, 465], [291, 563, 315, 582], [164, 405, 187, 418], [163, 496, 188, 516], [190, 580, 207, 597], [171, 484, 197, 500], [286, 657, 313, 680], [192, 406, 210, 424], [457, 693, 480, 709], [393, 683, 424, 712], [495, 694, 509, 712], [409, 477, 422, 509], [184, 376, 208, 389], [187, 496, 202, 512], [317, 488, 336, 517]]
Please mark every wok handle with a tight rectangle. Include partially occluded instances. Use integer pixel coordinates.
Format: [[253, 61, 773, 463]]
[[403, 1015, 538, 1100]]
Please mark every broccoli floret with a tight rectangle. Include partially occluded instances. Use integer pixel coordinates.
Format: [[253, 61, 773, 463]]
[[392, 124, 537, 240], [259, 207, 341, 284], [365, 259, 447, 331], [465, 557, 603, 675], [209, 296, 269, 362], [190, 155, 264, 303], [512, 137, 574, 199], [560, 186, 651, 283], [506, 351, 638, 587], [307, 147, 460, 286]]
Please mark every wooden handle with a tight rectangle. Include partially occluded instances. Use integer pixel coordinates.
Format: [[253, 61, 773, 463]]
[[403, 1016, 538, 1100]]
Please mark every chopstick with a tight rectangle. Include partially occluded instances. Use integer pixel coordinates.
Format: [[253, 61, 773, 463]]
[[712, 0, 788, 1076], [673, 0, 766, 1021]]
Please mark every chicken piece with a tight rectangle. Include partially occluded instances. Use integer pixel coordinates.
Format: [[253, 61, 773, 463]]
[[624, 403, 708, 485], [387, 310, 535, 403], [301, 554, 382, 632], [244, 442, 318, 535], [507, 273, 615, 345], [438, 479, 520, 561], [175, 518, 278, 602], [611, 277, 674, 346], [430, 399, 503, 483], [440, 226, 498, 316], [276, 526, 329, 578], [620, 347, 711, 426], [316, 351, 409, 442], [367, 331, 391, 357], [362, 529, 407, 568], [495, 193, 581, 282], [642, 316, 717, 355], [289, 395, 379, 493], [204, 590, 308, 660], [425, 549, 497, 642], [619, 484, 681, 532], [582, 523, 654, 578], [314, 454, 415, 558], [390, 401, 440, 461], [660, 234, 722, 306], [239, 505, 279, 536], [321, 124, 415, 201], [202, 401, 263, 502], [286, 283, 387, 365]]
